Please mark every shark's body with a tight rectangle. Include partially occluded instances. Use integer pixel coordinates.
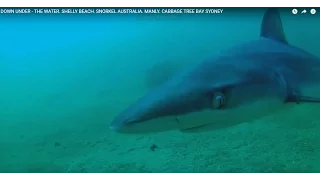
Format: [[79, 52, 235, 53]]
[[110, 8, 320, 134]]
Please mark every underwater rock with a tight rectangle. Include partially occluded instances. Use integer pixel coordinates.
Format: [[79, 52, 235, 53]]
[[149, 144, 158, 151], [54, 142, 61, 147]]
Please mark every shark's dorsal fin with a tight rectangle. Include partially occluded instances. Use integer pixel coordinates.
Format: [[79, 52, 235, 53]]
[[260, 8, 288, 44]]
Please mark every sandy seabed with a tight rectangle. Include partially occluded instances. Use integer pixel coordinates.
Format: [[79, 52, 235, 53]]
[[1, 100, 320, 173]]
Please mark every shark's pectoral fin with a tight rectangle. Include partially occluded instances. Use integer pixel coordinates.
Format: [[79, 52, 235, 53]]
[[272, 70, 320, 104], [285, 92, 320, 104], [175, 116, 217, 133], [178, 124, 209, 133], [260, 8, 288, 44]]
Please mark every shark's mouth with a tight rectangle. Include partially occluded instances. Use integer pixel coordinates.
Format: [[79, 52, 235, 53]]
[[122, 112, 155, 126], [125, 118, 147, 125]]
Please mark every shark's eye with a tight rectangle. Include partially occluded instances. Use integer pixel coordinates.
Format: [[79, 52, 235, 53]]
[[212, 92, 225, 109]]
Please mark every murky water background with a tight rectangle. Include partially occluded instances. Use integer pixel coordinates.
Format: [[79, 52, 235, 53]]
[[1, 8, 320, 172]]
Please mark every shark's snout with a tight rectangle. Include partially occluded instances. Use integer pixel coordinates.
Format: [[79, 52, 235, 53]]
[[109, 116, 125, 132], [109, 82, 204, 133], [109, 123, 120, 131], [109, 107, 152, 133], [109, 88, 169, 133], [109, 106, 145, 132], [109, 105, 163, 133]]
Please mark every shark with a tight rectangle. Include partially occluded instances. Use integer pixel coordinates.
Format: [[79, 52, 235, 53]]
[[109, 8, 320, 134]]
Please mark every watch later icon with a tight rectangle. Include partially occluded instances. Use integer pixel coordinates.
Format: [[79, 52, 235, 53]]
[[292, 9, 298, 14], [310, 9, 316, 14]]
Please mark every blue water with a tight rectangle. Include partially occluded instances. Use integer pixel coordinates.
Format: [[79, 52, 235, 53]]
[[1, 8, 320, 172]]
